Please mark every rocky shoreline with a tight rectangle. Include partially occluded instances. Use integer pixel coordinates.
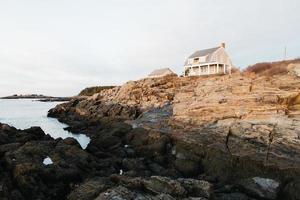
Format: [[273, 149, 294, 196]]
[[0, 120, 287, 200], [1, 66, 300, 199], [45, 70, 300, 199], [0, 94, 71, 102]]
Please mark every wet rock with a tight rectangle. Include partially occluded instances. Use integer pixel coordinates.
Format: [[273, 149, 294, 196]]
[[0, 143, 21, 156], [155, 194, 176, 200], [215, 192, 255, 200], [174, 159, 200, 177], [144, 176, 186, 197], [110, 122, 132, 138], [109, 175, 144, 191], [126, 129, 171, 166], [121, 158, 147, 173], [95, 186, 135, 200], [147, 162, 170, 176], [90, 135, 122, 151], [282, 179, 300, 200], [0, 123, 104, 200], [0, 124, 49, 145], [238, 177, 280, 200], [62, 137, 82, 148], [127, 128, 149, 146], [134, 135, 170, 158], [68, 177, 112, 200], [9, 189, 24, 200], [178, 178, 212, 198]]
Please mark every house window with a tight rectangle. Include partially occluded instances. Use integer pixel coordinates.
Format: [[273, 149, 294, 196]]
[[193, 58, 199, 63], [200, 66, 206, 73]]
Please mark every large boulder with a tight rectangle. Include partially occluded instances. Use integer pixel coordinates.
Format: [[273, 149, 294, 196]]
[[127, 129, 171, 161]]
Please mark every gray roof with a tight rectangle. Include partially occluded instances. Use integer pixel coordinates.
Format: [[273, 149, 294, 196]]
[[188, 47, 220, 58], [148, 68, 175, 77], [184, 46, 221, 66]]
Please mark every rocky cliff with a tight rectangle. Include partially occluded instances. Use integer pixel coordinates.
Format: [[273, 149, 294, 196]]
[[46, 62, 300, 200]]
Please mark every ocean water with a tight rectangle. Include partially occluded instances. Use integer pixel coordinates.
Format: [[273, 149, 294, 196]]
[[0, 99, 90, 149]]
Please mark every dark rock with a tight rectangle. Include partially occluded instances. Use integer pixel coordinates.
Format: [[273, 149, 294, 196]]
[[110, 122, 132, 138], [174, 158, 200, 177], [0, 143, 21, 156], [62, 137, 81, 148], [282, 179, 300, 200], [9, 189, 24, 200], [155, 194, 177, 200], [178, 178, 212, 198], [122, 158, 147, 172], [68, 177, 112, 200], [238, 177, 280, 200], [215, 192, 256, 200], [109, 175, 144, 190], [95, 186, 136, 200], [0, 123, 104, 200], [144, 176, 186, 197], [127, 128, 149, 146]]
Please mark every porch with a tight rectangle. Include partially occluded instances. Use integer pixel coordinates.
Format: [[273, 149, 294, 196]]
[[184, 62, 229, 76]]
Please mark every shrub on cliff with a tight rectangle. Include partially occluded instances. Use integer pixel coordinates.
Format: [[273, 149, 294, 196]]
[[245, 58, 300, 76], [79, 86, 115, 96]]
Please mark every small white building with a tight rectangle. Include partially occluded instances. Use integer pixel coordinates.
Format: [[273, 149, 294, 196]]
[[148, 68, 177, 78], [184, 43, 233, 76]]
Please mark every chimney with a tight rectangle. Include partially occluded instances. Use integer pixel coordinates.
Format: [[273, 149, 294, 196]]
[[221, 42, 226, 48]]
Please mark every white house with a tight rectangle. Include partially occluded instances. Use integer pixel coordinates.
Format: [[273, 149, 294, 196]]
[[184, 43, 233, 76], [148, 68, 177, 78]]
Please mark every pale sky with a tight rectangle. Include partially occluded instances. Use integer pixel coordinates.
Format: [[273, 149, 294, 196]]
[[0, 0, 299, 97]]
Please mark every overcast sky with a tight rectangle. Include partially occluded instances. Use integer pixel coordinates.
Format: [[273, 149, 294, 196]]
[[0, 0, 299, 97]]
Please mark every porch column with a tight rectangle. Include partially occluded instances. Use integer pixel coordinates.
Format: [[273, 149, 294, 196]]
[[207, 65, 210, 74], [217, 64, 219, 73], [223, 64, 226, 74]]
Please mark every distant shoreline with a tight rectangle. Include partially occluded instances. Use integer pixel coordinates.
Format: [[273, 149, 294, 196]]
[[0, 94, 72, 102]]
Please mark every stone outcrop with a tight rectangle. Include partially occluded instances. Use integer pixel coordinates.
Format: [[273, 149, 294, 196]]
[[287, 63, 300, 77], [46, 68, 300, 199], [0, 123, 246, 200], [68, 175, 212, 200], [172, 74, 300, 124], [0, 123, 102, 199]]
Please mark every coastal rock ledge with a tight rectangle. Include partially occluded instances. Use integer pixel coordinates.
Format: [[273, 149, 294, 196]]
[[48, 70, 300, 200], [1, 66, 300, 199]]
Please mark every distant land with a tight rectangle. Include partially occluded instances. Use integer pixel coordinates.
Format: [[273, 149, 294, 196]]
[[0, 94, 71, 102]]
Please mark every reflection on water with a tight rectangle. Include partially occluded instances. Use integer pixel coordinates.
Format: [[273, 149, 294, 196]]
[[0, 99, 90, 149]]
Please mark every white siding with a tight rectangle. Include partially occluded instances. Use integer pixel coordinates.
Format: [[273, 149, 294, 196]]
[[209, 48, 233, 67], [199, 56, 206, 63]]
